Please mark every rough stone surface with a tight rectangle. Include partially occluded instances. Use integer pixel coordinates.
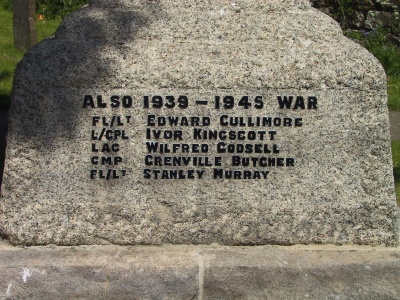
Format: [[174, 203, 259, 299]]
[[0, 244, 399, 299], [0, 244, 199, 299], [0, 108, 8, 188], [365, 10, 393, 30], [1, 0, 398, 246]]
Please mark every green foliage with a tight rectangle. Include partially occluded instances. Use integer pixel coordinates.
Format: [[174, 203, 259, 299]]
[[336, 0, 354, 28], [36, 16, 62, 40], [359, 29, 400, 111], [2, 0, 88, 19], [2, 0, 11, 10], [348, 28, 400, 77], [344, 30, 363, 40], [345, 28, 400, 111], [36, 0, 88, 19], [365, 41, 400, 77]]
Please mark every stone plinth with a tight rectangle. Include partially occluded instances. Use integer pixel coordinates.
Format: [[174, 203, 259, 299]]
[[0, 244, 399, 299]]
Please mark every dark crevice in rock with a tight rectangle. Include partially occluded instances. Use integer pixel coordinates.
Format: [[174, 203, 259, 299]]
[[0, 229, 10, 242]]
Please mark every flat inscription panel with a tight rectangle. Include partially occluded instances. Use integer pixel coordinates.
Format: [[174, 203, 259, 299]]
[[2, 87, 396, 245], [84, 92, 314, 182]]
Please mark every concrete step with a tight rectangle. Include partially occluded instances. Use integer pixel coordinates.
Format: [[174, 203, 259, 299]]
[[0, 243, 399, 299]]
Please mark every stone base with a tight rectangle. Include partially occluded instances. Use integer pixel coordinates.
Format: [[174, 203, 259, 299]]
[[0, 243, 399, 299]]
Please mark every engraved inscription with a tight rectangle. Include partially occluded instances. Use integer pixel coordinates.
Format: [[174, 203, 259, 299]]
[[82, 94, 317, 180]]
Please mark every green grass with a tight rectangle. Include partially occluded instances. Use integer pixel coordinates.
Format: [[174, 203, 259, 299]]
[[0, 3, 23, 106], [345, 29, 400, 112], [388, 76, 400, 111], [0, 0, 60, 106], [368, 46, 400, 112]]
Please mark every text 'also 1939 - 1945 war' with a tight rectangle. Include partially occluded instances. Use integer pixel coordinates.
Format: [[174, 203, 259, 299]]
[[82, 94, 318, 180]]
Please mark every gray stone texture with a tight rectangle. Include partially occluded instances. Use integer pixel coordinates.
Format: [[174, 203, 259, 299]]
[[0, 244, 399, 299], [365, 10, 393, 30], [1, 0, 398, 246], [0, 108, 8, 187]]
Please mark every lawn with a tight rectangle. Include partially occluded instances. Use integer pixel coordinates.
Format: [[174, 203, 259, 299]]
[[0, 2, 24, 106], [0, 0, 60, 106], [0, 2, 399, 205], [388, 76, 400, 111]]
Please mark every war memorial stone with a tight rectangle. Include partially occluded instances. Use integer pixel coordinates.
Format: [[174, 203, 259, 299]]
[[1, 1, 400, 298], [0, 0, 398, 248]]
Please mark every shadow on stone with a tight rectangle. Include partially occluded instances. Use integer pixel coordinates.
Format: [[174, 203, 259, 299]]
[[0, 105, 9, 189], [9, 1, 158, 147]]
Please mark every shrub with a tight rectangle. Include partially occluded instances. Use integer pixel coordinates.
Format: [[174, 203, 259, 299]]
[[346, 28, 400, 77], [2, 0, 88, 19], [2, 0, 12, 11], [36, 0, 88, 19], [363, 29, 400, 76], [336, 0, 354, 29]]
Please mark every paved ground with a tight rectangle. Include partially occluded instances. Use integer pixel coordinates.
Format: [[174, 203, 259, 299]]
[[390, 111, 400, 141], [0, 244, 398, 299]]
